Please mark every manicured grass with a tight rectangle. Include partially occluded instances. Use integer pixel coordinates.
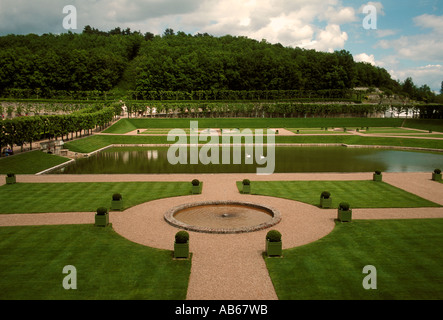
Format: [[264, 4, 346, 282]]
[[237, 180, 440, 208], [265, 219, 443, 300], [64, 133, 443, 154], [287, 128, 351, 134], [104, 118, 405, 133], [362, 127, 420, 134], [0, 151, 70, 174], [102, 118, 138, 134], [403, 119, 443, 132], [0, 224, 191, 299], [0, 181, 194, 214]]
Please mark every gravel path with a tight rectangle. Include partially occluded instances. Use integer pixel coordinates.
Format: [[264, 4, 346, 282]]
[[1, 172, 443, 300]]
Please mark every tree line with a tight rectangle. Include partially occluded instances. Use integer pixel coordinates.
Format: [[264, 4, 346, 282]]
[[0, 27, 441, 104], [0, 106, 117, 154], [0, 28, 417, 97]]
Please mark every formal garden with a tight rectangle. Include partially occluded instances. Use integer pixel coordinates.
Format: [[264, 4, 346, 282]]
[[1, 101, 443, 300]]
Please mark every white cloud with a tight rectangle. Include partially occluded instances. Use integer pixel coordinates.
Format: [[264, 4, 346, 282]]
[[301, 24, 348, 52], [376, 14, 443, 62], [320, 6, 357, 24], [354, 53, 377, 66], [0, 0, 358, 51], [413, 14, 443, 34], [358, 2, 385, 16], [389, 64, 443, 92]]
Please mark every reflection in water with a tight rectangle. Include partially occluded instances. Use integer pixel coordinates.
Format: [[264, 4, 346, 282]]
[[54, 147, 443, 174]]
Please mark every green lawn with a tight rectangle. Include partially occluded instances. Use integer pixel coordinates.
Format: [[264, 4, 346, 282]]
[[0, 224, 191, 299], [64, 133, 443, 154], [237, 180, 440, 208], [0, 181, 193, 214], [104, 118, 406, 133], [265, 219, 443, 300], [0, 151, 70, 174]]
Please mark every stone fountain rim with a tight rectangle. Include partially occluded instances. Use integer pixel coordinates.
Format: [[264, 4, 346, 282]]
[[164, 200, 281, 234]]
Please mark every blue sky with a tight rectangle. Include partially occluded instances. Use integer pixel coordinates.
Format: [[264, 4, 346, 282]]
[[0, 0, 442, 92]]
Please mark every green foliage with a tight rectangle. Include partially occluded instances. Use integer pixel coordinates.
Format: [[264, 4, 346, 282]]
[[96, 207, 108, 215], [0, 106, 116, 151], [374, 170, 382, 175], [266, 230, 282, 242], [112, 193, 122, 201], [191, 179, 200, 186], [435, 168, 441, 174], [0, 29, 402, 98], [321, 191, 330, 199], [242, 179, 250, 185], [339, 202, 350, 211], [175, 231, 189, 244]]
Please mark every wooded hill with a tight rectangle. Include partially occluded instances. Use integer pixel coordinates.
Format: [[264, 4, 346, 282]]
[[0, 27, 436, 102]]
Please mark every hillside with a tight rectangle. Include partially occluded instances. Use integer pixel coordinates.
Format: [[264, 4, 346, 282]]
[[0, 27, 434, 102]]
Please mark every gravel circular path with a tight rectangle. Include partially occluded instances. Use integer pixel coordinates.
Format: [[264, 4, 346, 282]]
[[1, 172, 443, 300]]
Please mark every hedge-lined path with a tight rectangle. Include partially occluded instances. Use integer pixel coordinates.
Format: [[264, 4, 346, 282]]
[[1, 172, 443, 300]]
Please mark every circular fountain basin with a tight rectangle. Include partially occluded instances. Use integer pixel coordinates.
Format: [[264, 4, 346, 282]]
[[164, 201, 281, 234]]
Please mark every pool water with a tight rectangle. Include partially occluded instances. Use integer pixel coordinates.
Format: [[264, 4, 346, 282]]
[[55, 146, 443, 174]]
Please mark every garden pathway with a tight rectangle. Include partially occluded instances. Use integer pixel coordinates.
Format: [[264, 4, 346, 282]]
[[1, 172, 443, 300]]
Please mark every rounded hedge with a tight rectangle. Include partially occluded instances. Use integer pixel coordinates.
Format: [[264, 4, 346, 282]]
[[321, 191, 330, 199], [266, 230, 282, 242], [434, 168, 441, 174], [191, 179, 200, 186], [374, 170, 382, 175], [96, 207, 108, 215], [6, 173, 15, 177], [339, 202, 350, 211], [242, 179, 250, 185], [175, 231, 189, 244], [112, 193, 122, 201]]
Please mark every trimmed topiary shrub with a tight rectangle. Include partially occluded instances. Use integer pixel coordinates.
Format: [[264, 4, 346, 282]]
[[321, 191, 330, 199], [266, 230, 282, 242], [337, 202, 352, 222], [5, 173, 16, 184], [320, 191, 332, 208], [111, 193, 124, 211], [373, 170, 383, 181], [96, 207, 108, 215], [434, 168, 441, 174], [174, 231, 190, 259], [192, 179, 200, 186], [266, 230, 282, 256], [242, 179, 250, 185], [95, 207, 109, 227], [175, 231, 189, 244], [112, 193, 122, 201], [339, 202, 350, 211]]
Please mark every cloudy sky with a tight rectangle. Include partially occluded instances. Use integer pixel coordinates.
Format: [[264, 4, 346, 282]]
[[0, 0, 442, 91]]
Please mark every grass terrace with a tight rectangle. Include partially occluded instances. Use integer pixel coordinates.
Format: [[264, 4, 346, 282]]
[[0, 151, 71, 174], [236, 180, 440, 208], [0, 224, 191, 299], [0, 181, 193, 213], [266, 219, 443, 300]]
